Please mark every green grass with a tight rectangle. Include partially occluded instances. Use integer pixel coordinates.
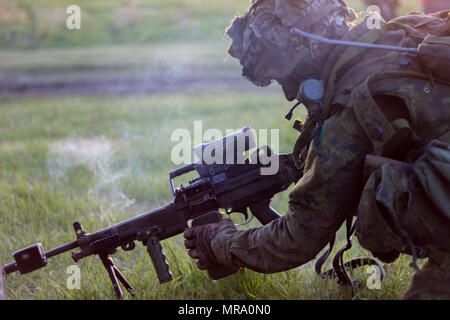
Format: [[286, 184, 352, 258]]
[[0, 0, 422, 49], [0, 0, 423, 91], [0, 0, 255, 49], [0, 93, 420, 300]]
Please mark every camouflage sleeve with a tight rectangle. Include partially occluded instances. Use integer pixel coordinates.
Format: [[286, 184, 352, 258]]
[[211, 107, 371, 273]]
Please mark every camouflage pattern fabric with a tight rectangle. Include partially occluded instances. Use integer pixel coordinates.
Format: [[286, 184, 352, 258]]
[[403, 259, 450, 299], [226, 0, 355, 87], [355, 115, 450, 299], [356, 152, 450, 265], [413, 139, 450, 217]]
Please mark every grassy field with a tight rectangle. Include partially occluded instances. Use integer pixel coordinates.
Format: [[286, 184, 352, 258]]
[[0, 94, 420, 300], [0, 0, 426, 300], [0, 0, 422, 49], [0, 0, 423, 95]]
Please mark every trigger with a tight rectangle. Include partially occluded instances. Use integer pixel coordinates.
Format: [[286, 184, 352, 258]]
[[232, 208, 254, 226], [235, 208, 249, 221]]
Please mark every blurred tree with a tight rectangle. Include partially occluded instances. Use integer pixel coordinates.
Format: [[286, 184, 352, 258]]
[[422, 0, 450, 14]]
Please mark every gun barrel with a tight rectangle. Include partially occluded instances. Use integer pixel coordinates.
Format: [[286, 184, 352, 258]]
[[45, 241, 79, 259], [3, 240, 78, 275]]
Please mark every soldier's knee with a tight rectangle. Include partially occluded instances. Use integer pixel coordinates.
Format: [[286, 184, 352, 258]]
[[403, 259, 450, 300]]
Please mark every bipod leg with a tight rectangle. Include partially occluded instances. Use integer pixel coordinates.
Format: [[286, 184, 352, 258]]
[[112, 263, 136, 297], [99, 253, 123, 299], [99, 253, 136, 299]]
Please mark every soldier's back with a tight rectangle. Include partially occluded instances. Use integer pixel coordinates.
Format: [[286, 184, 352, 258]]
[[321, 11, 450, 158]]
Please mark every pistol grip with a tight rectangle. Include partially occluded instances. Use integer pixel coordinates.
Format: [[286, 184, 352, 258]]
[[249, 199, 281, 225], [147, 235, 173, 284]]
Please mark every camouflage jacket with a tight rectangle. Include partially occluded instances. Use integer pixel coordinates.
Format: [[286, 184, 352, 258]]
[[211, 13, 450, 273]]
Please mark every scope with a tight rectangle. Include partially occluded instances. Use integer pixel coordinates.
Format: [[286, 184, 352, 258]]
[[193, 126, 256, 164]]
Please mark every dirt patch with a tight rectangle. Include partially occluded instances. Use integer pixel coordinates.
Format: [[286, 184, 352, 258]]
[[0, 72, 263, 97], [0, 43, 277, 97]]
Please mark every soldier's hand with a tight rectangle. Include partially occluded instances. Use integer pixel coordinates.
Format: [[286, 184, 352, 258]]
[[183, 219, 237, 271]]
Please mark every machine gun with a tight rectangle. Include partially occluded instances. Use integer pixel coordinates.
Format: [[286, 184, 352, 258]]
[[3, 127, 303, 299]]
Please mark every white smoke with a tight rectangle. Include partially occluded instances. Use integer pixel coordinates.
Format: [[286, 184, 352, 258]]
[[47, 136, 135, 213]]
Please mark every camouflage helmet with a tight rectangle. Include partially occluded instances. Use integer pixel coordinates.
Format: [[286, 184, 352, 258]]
[[226, 0, 356, 87]]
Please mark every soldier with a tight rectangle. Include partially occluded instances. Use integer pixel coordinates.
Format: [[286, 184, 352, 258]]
[[422, 0, 450, 14], [363, 0, 398, 21], [184, 0, 450, 299]]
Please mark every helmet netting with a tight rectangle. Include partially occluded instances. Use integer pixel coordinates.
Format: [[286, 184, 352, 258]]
[[226, 0, 356, 86]]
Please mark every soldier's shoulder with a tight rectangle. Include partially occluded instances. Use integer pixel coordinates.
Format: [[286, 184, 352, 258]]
[[387, 10, 450, 36]]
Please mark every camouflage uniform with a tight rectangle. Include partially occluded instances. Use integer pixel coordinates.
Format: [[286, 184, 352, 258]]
[[363, 0, 398, 21], [209, 1, 450, 299]]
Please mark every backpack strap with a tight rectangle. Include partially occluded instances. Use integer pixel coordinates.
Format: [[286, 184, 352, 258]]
[[292, 117, 317, 169], [322, 28, 386, 119], [350, 76, 397, 156], [315, 216, 385, 297]]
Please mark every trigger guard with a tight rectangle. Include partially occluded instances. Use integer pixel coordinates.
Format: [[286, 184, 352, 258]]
[[229, 208, 254, 226]]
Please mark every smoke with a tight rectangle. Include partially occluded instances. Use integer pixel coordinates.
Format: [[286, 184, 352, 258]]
[[47, 136, 135, 213]]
